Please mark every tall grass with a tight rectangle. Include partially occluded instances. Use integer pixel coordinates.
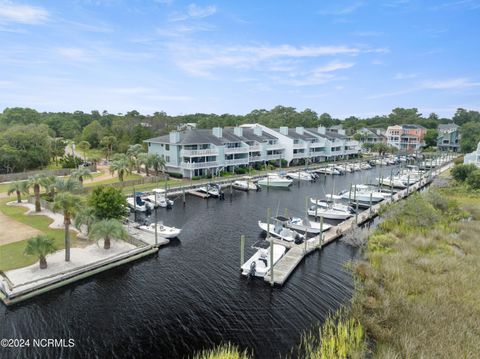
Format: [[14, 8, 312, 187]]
[[192, 343, 250, 359]]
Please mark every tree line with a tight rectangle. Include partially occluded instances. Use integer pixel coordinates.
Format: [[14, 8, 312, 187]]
[[1, 106, 480, 173]]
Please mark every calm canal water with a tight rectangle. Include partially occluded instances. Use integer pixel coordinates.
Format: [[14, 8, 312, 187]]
[[0, 165, 397, 359]]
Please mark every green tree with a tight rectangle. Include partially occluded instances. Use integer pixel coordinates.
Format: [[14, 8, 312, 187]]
[[100, 135, 117, 160], [88, 186, 128, 220], [7, 180, 29, 203], [53, 192, 84, 261], [424, 129, 438, 148], [453, 108, 480, 126], [28, 174, 44, 212], [466, 169, 480, 189], [81, 120, 104, 147], [460, 121, 480, 152], [451, 164, 477, 182], [126, 144, 144, 173], [54, 177, 82, 194], [147, 153, 166, 176], [77, 140, 91, 162], [24, 234, 56, 269], [109, 154, 131, 182], [90, 219, 128, 249], [138, 152, 149, 176], [70, 167, 92, 186], [74, 206, 97, 236]]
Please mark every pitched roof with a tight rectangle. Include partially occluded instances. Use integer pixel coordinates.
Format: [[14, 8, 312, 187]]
[[438, 123, 459, 131]]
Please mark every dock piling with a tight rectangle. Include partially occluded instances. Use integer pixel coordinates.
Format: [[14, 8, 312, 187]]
[[240, 235, 245, 268]]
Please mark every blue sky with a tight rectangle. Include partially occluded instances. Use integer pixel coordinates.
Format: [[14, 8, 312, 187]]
[[0, 0, 479, 118]]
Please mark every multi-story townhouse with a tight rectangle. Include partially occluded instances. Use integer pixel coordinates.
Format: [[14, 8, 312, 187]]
[[354, 128, 387, 145], [144, 125, 361, 178], [464, 141, 480, 167], [437, 123, 460, 152], [386, 124, 426, 151]]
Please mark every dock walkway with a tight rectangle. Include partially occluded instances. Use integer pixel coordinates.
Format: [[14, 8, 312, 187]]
[[263, 160, 454, 286]]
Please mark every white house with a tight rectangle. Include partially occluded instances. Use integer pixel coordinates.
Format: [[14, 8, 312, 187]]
[[464, 142, 480, 167]]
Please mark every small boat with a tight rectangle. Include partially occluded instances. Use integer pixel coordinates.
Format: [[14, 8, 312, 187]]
[[309, 198, 354, 213], [338, 187, 385, 203], [257, 174, 293, 188], [307, 206, 353, 220], [286, 171, 314, 181], [377, 177, 406, 189], [199, 184, 221, 197], [258, 221, 303, 242], [137, 222, 181, 239], [232, 177, 258, 191], [274, 216, 332, 234], [127, 193, 154, 212], [143, 189, 174, 208], [241, 241, 286, 278]]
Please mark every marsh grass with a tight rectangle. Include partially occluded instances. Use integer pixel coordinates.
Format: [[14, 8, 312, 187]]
[[192, 343, 250, 359], [350, 188, 480, 358]]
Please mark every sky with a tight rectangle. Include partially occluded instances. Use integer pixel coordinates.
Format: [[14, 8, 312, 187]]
[[0, 0, 479, 118]]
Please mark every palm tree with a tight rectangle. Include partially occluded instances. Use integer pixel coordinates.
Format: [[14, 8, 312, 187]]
[[53, 192, 84, 261], [90, 219, 129, 249], [109, 154, 131, 183], [147, 153, 166, 177], [100, 136, 117, 161], [138, 152, 149, 176], [28, 174, 45, 212], [54, 177, 82, 194], [70, 167, 93, 186], [77, 140, 91, 162], [74, 206, 96, 237], [126, 144, 144, 173], [7, 180, 29, 203], [39, 175, 56, 200], [24, 235, 56, 269]]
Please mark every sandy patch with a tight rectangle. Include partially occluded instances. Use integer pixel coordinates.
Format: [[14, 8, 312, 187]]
[[0, 207, 42, 245]]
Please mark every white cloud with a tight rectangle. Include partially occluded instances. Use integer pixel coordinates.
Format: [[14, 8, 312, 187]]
[[314, 61, 355, 73], [187, 3, 216, 18], [421, 78, 480, 89], [0, 1, 49, 24], [318, 2, 364, 15], [56, 47, 94, 62]]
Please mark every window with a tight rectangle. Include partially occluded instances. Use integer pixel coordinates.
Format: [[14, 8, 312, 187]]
[[166, 156, 170, 162], [165, 144, 170, 150]]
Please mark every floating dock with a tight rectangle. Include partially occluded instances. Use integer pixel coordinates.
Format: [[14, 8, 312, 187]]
[[263, 159, 455, 286]]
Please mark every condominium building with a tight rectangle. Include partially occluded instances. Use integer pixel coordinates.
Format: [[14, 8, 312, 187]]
[[386, 124, 426, 151], [437, 123, 460, 152], [354, 128, 387, 145], [144, 125, 361, 178]]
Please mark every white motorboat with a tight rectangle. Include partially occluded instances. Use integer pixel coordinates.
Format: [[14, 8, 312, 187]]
[[143, 189, 174, 208], [339, 187, 384, 202], [287, 216, 332, 233], [137, 223, 181, 239], [258, 221, 303, 242], [287, 171, 314, 181], [257, 174, 293, 188], [127, 193, 155, 212], [309, 198, 354, 213], [307, 206, 352, 220], [232, 177, 258, 191], [199, 184, 221, 197], [241, 242, 286, 278], [377, 177, 406, 189]]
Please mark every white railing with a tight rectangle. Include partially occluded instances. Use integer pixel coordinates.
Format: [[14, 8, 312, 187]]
[[267, 144, 284, 151], [248, 145, 262, 151], [181, 161, 219, 169], [224, 146, 249, 154], [293, 152, 307, 159], [181, 148, 218, 157], [309, 142, 325, 148], [293, 143, 305, 149], [266, 154, 282, 160], [249, 155, 263, 162], [224, 158, 249, 166]]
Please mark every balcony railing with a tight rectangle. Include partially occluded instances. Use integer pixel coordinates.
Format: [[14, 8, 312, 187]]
[[266, 154, 282, 160], [224, 146, 249, 154], [224, 158, 249, 166], [293, 143, 305, 149], [181, 148, 218, 157], [266, 144, 284, 151], [293, 152, 307, 159], [249, 155, 263, 162], [248, 145, 262, 151], [181, 161, 219, 169]]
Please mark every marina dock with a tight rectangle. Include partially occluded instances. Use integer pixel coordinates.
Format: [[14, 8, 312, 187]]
[[263, 159, 455, 286]]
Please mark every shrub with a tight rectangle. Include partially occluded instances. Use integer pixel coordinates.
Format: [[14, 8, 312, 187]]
[[466, 169, 480, 189], [60, 154, 82, 169], [167, 172, 183, 179], [451, 163, 477, 182], [234, 167, 247, 174], [88, 186, 128, 220]]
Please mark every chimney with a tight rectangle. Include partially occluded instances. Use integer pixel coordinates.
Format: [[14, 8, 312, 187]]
[[169, 131, 180, 143], [317, 126, 326, 135], [295, 127, 304, 135], [279, 126, 288, 135], [253, 127, 262, 136], [233, 127, 243, 137], [212, 127, 223, 138]]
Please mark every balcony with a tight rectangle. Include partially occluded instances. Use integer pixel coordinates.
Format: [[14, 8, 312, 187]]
[[293, 143, 305, 149], [249, 155, 263, 162], [293, 152, 307, 159], [181, 161, 219, 169], [266, 154, 282, 160], [266, 144, 284, 151], [181, 148, 218, 157], [248, 144, 262, 151], [224, 158, 249, 166], [224, 146, 249, 154]]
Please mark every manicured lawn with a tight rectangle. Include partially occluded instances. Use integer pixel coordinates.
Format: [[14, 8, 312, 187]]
[[0, 199, 78, 271], [83, 172, 143, 187]]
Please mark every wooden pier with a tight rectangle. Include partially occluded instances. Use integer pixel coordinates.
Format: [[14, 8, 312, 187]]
[[187, 190, 210, 199], [263, 160, 455, 286]]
